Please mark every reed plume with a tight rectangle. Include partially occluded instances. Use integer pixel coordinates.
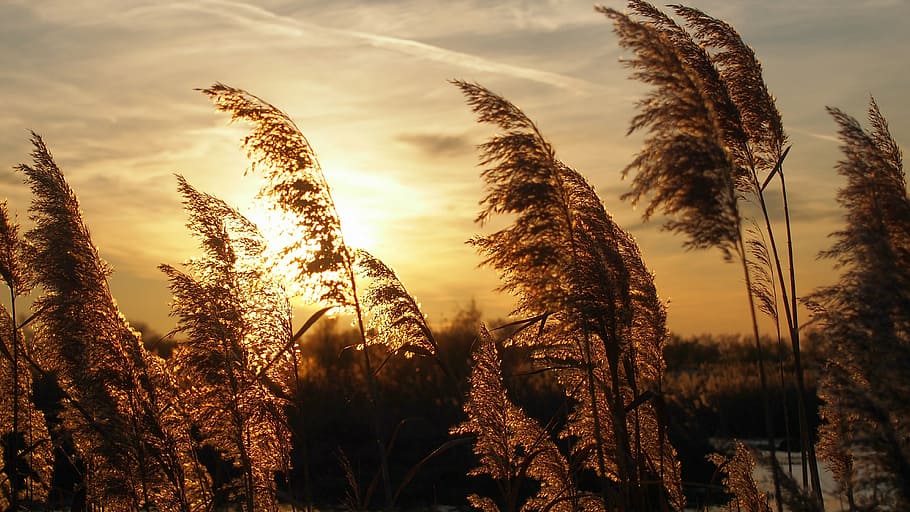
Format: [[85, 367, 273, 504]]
[[0, 204, 53, 510], [200, 83, 437, 356], [457, 79, 682, 511], [0, 309, 54, 511], [600, 2, 743, 258], [667, 4, 822, 495], [670, 5, 786, 172], [201, 84, 438, 507], [355, 249, 438, 359], [19, 133, 205, 511], [0, 202, 33, 297], [452, 325, 599, 512], [600, 2, 828, 505], [708, 442, 772, 512], [201, 83, 351, 307], [162, 175, 294, 512], [807, 99, 910, 510]]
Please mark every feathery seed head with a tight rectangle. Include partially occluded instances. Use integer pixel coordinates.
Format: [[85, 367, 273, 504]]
[[354, 249, 437, 358], [453, 325, 589, 512], [458, 79, 683, 509], [0, 202, 33, 294], [709, 441, 773, 512], [600, 4, 745, 259], [807, 99, 910, 509], [18, 133, 205, 510], [201, 83, 352, 307]]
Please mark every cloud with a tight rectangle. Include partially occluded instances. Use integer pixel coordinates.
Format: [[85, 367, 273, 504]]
[[344, 28, 594, 92], [397, 132, 473, 158], [757, 187, 842, 225], [2, 0, 903, 337], [100, 0, 595, 92], [0, 169, 23, 186], [789, 127, 840, 145]]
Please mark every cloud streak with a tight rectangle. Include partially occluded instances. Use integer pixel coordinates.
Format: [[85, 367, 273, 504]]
[[397, 132, 473, 158], [789, 126, 840, 144], [106, 0, 594, 92]]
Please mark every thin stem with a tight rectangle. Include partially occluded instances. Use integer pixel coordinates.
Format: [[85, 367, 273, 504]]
[[736, 235, 784, 512], [10, 286, 20, 512], [290, 349, 313, 512], [779, 167, 824, 507], [603, 327, 634, 510], [226, 343, 255, 512], [347, 257, 394, 509], [542, 122, 636, 509], [774, 312, 794, 476], [755, 148, 824, 507], [128, 394, 152, 510], [753, 148, 824, 507], [757, 162, 812, 486], [753, 189, 795, 476], [552, 157, 624, 509], [582, 333, 613, 506]]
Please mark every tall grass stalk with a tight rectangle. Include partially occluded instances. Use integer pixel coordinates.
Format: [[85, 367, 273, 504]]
[[452, 324, 593, 512], [759, 150, 822, 496], [457, 79, 683, 511], [709, 441, 773, 512], [0, 204, 53, 510], [808, 98, 910, 510], [1, 202, 24, 511], [597, 2, 816, 507], [202, 83, 440, 509], [19, 133, 204, 511], [201, 83, 394, 505], [663, 5, 822, 499], [163, 175, 304, 511]]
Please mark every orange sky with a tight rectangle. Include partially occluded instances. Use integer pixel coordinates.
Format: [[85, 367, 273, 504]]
[[1, 0, 908, 336]]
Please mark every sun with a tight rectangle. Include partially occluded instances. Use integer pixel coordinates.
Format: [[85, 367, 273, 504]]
[[241, 192, 378, 269], [333, 201, 377, 251], [235, 160, 386, 303], [242, 202, 376, 260]]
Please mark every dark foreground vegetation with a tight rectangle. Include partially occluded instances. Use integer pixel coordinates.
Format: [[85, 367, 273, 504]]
[[1, 2, 908, 511], [224, 317, 828, 510]]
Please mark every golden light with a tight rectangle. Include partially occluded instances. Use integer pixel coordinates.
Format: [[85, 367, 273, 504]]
[[239, 178, 381, 303], [333, 200, 378, 251]]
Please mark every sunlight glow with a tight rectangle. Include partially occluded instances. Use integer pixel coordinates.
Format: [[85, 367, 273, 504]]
[[240, 171, 380, 305], [241, 185, 379, 256], [334, 201, 378, 251]]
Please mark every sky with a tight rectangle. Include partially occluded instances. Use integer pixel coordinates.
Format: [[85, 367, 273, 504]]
[[1, 0, 907, 337]]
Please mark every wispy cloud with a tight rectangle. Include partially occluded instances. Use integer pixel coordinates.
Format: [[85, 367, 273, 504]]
[[103, 0, 594, 92], [789, 126, 840, 144], [343, 27, 594, 92], [397, 132, 473, 158]]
